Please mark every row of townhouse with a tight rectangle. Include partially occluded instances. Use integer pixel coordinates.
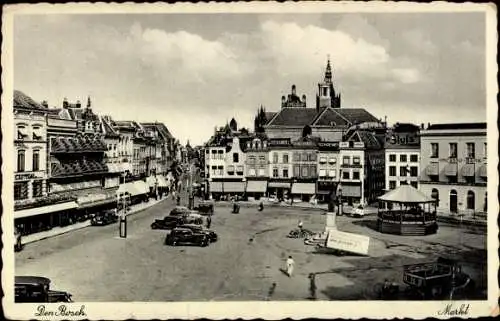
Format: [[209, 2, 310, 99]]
[[13, 90, 180, 237]]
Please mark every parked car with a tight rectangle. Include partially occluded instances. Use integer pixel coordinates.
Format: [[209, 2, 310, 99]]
[[196, 201, 214, 215], [165, 227, 210, 247], [185, 213, 204, 225], [91, 210, 118, 226], [169, 206, 191, 216], [180, 223, 218, 242], [14, 227, 22, 252], [352, 205, 365, 217], [15, 276, 73, 303], [151, 216, 185, 230]]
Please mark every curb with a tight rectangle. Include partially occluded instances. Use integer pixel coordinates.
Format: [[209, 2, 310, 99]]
[[21, 198, 168, 245]]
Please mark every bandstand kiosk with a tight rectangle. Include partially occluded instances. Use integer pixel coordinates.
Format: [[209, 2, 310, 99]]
[[377, 185, 438, 236]]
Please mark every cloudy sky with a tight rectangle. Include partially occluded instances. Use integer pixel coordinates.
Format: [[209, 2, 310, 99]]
[[14, 11, 487, 145]]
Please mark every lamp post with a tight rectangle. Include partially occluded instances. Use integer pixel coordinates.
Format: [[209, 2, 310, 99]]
[[118, 192, 128, 238], [337, 169, 343, 216]]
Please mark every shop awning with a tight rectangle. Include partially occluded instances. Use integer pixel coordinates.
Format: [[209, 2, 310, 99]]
[[157, 175, 169, 188], [78, 197, 116, 209], [133, 180, 150, 195], [209, 181, 223, 193], [461, 164, 475, 177], [425, 163, 439, 176], [15, 201, 79, 219], [146, 176, 158, 188], [107, 163, 121, 173], [116, 182, 134, 196], [246, 181, 267, 193], [121, 162, 132, 172], [443, 163, 457, 176], [340, 184, 361, 197], [268, 182, 291, 189], [224, 181, 245, 193], [478, 164, 487, 178], [291, 183, 316, 195]]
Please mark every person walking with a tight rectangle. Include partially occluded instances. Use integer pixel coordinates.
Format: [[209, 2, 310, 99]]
[[206, 215, 212, 229], [298, 220, 303, 231], [286, 256, 295, 277]]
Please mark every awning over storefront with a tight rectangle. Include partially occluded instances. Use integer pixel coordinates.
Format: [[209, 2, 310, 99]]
[[107, 163, 121, 173], [268, 182, 291, 189], [78, 197, 116, 209], [209, 181, 223, 193], [246, 181, 267, 193], [117, 181, 148, 196], [116, 182, 134, 196], [461, 164, 475, 177], [443, 163, 457, 176], [146, 176, 158, 188], [157, 175, 169, 188], [133, 180, 150, 195], [291, 183, 316, 195], [478, 164, 487, 177], [15, 201, 79, 219], [339, 184, 361, 197], [224, 181, 245, 193], [425, 163, 439, 176], [317, 181, 337, 195]]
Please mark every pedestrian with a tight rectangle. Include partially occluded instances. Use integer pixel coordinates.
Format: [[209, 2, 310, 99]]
[[286, 256, 295, 277], [206, 215, 212, 229], [298, 220, 303, 231]]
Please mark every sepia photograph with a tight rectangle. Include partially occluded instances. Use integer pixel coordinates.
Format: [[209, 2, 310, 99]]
[[1, 1, 498, 319]]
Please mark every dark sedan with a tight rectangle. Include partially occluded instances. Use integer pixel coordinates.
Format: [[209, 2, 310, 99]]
[[165, 227, 209, 247], [151, 216, 185, 230], [91, 211, 118, 226], [15, 276, 73, 303], [180, 224, 218, 242]]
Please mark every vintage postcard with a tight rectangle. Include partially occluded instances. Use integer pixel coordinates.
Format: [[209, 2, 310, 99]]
[[1, 1, 498, 320]]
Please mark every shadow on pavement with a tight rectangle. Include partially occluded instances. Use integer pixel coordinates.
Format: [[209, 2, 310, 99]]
[[351, 219, 379, 232]]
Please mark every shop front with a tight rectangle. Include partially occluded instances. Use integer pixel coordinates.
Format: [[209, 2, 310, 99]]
[[268, 181, 291, 201], [245, 180, 268, 200], [291, 182, 316, 202], [316, 181, 338, 203], [208, 181, 223, 200], [223, 181, 246, 199]]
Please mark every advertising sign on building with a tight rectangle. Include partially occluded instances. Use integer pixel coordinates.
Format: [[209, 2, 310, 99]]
[[326, 230, 370, 255]]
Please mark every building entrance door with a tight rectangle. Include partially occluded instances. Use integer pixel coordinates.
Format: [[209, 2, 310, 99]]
[[450, 190, 458, 213]]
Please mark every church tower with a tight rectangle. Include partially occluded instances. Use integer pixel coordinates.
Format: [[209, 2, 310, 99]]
[[316, 57, 341, 111]]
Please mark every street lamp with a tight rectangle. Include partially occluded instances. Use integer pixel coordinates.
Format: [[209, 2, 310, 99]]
[[337, 169, 343, 216]]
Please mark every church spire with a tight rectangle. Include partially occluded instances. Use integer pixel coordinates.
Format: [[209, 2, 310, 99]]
[[86, 96, 92, 109], [324, 55, 332, 83]]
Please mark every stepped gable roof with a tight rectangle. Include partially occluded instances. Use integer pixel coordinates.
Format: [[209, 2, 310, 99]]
[[267, 107, 318, 126], [379, 184, 434, 203], [335, 108, 379, 124], [14, 90, 46, 110], [313, 107, 351, 127]]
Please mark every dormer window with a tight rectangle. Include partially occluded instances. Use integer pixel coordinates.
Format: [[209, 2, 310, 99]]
[[32, 126, 43, 140], [17, 126, 28, 140]]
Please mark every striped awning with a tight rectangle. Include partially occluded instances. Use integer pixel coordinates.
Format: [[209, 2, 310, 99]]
[[224, 181, 245, 193], [268, 182, 291, 189], [461, 164, 475, 177], [246, 181, 267, 193], [478, 164, 487, 177], [425, 162, 439, 176], [340, 184, 361, 197], [291, 183, 316, 195], [209, 181, 223, 193], [443, 163, 457, 176]]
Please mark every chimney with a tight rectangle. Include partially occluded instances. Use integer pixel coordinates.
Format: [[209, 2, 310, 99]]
[[76, 100, 81, 108], [421, 123, 424, 129], [427, 122, 431, 129], [41, 100, 48, 108], [63, 98, 68, 109]]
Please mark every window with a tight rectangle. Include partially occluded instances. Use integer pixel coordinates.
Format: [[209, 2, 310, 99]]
[[448, 143, 457, 158], [301, 152, 308, 162], [389, 181, 396, 190], [32, 180, 43, 197], [353, 156, 360, 165], [17, 125, 28, 140], [328, 157, 336, 164], [410, 181, 418, 189], [466, 143, 475, 159], [236, 166, 244, 175], [319, 169, 327, 177], [217, 166, 224, 175], [389, 154, 396, 162], [14, 182, 28, 200], [233, 153, 239, 163], [399, 166, 407, 177], [227, 165, 235, 175], [410, 154, 418, 162], [218, 150, 224, 160], [293, 165, 300, 177], [273, 152, 279, 164], [467, 191, 475, 210], [342, 171, 350, 180], [293, 152, 300, 162], [410, 166, 418, 177], [431, 188, 439, 206], [319, 157, 327, 164], [343, 156, 350, 165], [400, 154, 407, 162], [353, 171, 360, 180], [389, 166, 396, 176], [310, 165, 317, 177], [32, 150, 40, 171], [283, 169, 289, 178], [328, 170, 336, 178], [259, 155, 266, 162], [431, 143, 439, 158], [258, 168, 265, 176], [248, 156, 256, 164], [283, 154, 289, 164], [309, 152, 317, 162], [206, 150, 209, 154], [301, 166, 309, 177], [32, 126, 43, 140], [17, 150, 25, 172], [273, 168, 279, 178]]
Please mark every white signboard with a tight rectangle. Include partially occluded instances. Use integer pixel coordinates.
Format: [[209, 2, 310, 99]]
[[326, 230, 370, 256], [325, 212, 337, 230]]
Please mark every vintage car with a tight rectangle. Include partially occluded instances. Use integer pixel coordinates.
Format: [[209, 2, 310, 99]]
[[351, 205, 365, 217], [196, 201, 214, 215], [169, 206, 191, 216], [15, 276, 73, 303], [91, 210, 118, 226], [151, 216, 186, 230], [180, 223, 218, 242], [164, 227, 210, 247], [14, 227, 23, 252]]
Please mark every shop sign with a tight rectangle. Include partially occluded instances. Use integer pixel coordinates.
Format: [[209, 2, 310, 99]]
[[268, 138, 291, 147], [438, 158, 482, 163], [318, 142, 339, 150], [326, 230, 370, 255], [15, 172, 44, 181]]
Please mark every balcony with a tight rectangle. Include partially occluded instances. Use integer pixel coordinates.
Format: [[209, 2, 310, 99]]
[[424, 162, 439, 176]]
